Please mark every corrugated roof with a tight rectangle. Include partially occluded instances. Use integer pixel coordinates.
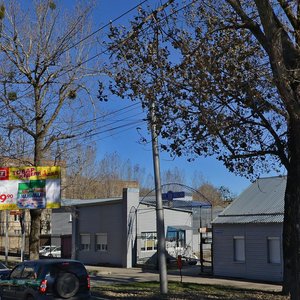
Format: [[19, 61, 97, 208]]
[[213, 176, 286, 224], [61, 197, 121, 207]]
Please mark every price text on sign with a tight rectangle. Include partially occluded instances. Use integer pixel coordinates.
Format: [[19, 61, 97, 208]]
[[0, 166, 61, 210], [0, 194, 13, 202]]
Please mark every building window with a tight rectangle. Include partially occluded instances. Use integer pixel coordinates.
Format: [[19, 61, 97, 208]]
[[14, 215, 20, 222], [166, 227, 186, 248], [95, 233, 108, 251], [80, 234, 91, 251], [267, 237, 281, 264], [141, 232, 157, 251], [233, 236, 245, 262]]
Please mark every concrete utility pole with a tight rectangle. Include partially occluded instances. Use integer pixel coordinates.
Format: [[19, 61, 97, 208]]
[[5, 210, 8, 265], [150, 99, 168, 295]]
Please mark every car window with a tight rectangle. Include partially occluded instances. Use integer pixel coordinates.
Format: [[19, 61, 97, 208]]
[[50, 262, 87, 277], [22, 265, 37, 279], [10, 264, 24, 279], [0, 263, 7, 269]]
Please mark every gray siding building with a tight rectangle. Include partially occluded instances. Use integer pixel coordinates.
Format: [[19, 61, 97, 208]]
[[212, 176, 285, 282], [51, 207, 72, 248], [53, 188, 196, 267], [71, 189, 137, 267]]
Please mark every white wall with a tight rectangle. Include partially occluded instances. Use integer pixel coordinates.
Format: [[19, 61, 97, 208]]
[[137, 204, 193, 263], [73, 189, 195, 268]]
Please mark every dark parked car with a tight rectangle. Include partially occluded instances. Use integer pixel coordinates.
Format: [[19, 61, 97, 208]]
[[0, 259, 91, 300], [0, 263, 10, 280]]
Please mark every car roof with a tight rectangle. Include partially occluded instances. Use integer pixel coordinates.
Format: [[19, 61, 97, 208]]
[[22, 259, 84, 265]]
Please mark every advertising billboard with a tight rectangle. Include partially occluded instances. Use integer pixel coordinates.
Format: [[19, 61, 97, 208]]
[[0, 166, 61, 210]]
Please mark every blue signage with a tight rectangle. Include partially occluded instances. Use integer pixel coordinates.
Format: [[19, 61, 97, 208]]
[[162, 191, 185, 201]]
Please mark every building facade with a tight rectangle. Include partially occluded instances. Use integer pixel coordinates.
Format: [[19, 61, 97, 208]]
[[56, 188, 199, 267], [212, 176, 285, 282]]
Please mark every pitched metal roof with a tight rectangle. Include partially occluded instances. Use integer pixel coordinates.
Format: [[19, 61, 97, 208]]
[[61, 197, 122, 207], [213, 176, 286, 224]]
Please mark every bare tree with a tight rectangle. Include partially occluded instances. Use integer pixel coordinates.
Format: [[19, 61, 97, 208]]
[[65, 150, 145, 198], [0, 0, 99, 259], [64, 145, 102, 199], [195, 183, 228, 207], [106, 1, 300, 297], [161, 167, 186, 186]]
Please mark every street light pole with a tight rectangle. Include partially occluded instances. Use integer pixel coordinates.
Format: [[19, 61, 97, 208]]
[[150, 99, 168, 295]]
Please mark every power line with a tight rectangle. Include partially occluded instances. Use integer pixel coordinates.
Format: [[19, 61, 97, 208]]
[[52, 101, 141, 128], [0, 99, 142, 142], [47, 102, 144, 140], [6, 0, 188, 107], [9, 117, 148, 158], [0, 0, 195, 156], [58, 110, 145, 142], [0, 0, 149, 98], [3, 100, 147, 145], [61, 0, 148, 55]]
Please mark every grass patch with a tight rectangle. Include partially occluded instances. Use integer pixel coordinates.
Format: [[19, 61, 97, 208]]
[[91, 281, 289, 299]]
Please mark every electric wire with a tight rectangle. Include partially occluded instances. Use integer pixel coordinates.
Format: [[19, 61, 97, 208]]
[[7, 117, 148, 159], [6, 108, 146, 152], [12, 0, 194, 101], [3, 100, 148, 156], [60, 0, 148, 55], [0, 0, 149, 99], [0, 0, 195, 158]]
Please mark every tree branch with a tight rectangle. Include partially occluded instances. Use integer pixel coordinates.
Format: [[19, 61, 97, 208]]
[[277, 0, 298, 30], [226, 0, 269, 52]]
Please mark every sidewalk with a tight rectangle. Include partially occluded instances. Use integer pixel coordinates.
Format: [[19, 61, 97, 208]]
[[87, 264, 282, 293]]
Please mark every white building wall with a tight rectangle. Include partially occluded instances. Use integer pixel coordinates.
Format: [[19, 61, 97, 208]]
[[122, 188, 139, 268], [137, 204, 193, 263], [73, 189, 194, 267]]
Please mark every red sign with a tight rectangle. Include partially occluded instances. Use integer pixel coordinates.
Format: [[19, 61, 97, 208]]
[[0, 168, 9, 180], [177, 255, 182, 270]]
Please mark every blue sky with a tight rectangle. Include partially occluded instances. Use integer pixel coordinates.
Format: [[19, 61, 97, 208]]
[[63, 0, 283, 195], [96, 97, 253, 195], [85, 0, 253, 195]]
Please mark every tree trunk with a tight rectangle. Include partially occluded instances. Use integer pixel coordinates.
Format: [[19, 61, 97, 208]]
[[282, 119, 300, 299], [29, 209, 42, 260], [29, 132, 44, 260]]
